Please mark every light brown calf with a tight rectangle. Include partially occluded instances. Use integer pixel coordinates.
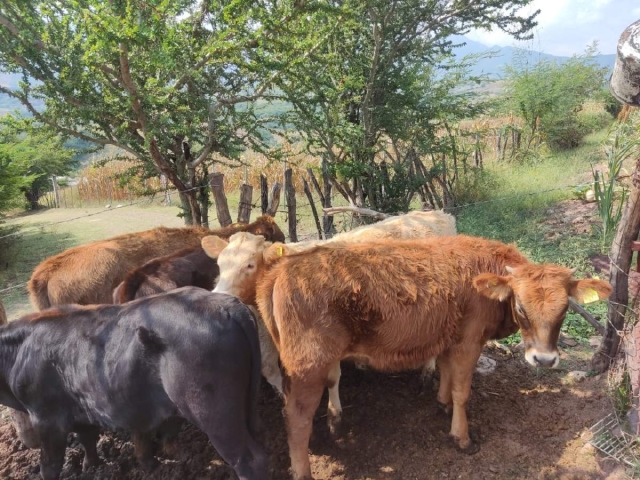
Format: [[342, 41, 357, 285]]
[[205, 233, 612, 480], [27, 215, 284, 309], [206, 210, 455, 432]]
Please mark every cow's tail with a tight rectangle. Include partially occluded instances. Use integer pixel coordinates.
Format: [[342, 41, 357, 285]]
[[235, 306, 263, 437], [27, 275, 51, 311]]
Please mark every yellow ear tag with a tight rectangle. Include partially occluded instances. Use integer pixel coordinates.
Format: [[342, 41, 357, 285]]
[[277, 246, 284, 257], [582, 288, 600, 304]]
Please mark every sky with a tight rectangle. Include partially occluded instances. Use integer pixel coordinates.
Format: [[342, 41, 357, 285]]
[[467, 0, 638, 56]]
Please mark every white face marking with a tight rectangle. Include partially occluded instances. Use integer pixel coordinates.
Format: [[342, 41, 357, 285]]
[[212, 233, 266, 303]]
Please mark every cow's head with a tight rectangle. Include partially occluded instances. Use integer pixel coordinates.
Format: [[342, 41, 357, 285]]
[[202, 232, 287, 304], [474, 264, 611, 368], [246, 215, 286, 243]]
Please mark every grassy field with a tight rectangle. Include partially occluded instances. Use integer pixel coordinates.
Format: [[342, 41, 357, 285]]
[[0, 128, 614, 344]]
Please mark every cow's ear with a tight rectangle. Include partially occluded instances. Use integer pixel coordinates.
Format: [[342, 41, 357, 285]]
[[569, 278, 612, 304], [473, 273, 512, 301], [201, 235, 229, 259], [263, 242, 287, 265]]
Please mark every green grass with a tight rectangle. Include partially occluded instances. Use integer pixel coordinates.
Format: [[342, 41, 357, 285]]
[[458, 129, 611, 343]]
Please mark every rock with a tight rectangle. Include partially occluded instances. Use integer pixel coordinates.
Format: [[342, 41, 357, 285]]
[[580, 442, 596, 455], [568, 370, 588, 382], [475, 355, 497, 375], [559, 333, 578, 347], [488, 466, 498, 473], [589, 336, 602, 349], [585, 190, 596, 202]]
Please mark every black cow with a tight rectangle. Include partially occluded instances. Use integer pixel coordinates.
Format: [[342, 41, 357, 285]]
[[0, 287, 267, 480]]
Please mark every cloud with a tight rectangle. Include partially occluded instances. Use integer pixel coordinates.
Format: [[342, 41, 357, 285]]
[[466, 0, 632, 55]]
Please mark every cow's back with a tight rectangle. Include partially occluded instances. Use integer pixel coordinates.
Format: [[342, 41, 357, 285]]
[[28, 227, 211, 308], [14, 288, 258, 430], [116, 248, 219, 303]]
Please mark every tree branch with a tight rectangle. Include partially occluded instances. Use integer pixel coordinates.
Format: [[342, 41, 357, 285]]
[[0, 85, 139, 157], [322, 205, 389, 220]]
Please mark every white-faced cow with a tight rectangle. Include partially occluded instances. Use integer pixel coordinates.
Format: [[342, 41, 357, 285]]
[[0, 288, 267, 480], [203, 209, 455, 433], [204, 232, 611, 480]]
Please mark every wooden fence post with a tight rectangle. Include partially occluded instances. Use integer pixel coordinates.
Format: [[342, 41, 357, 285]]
[[51, 175, 60, 208], [321, 156, 335, 238], [260, 174, 268, 215], [237, 184, 253, 223], [303, 178, 323, 240], [209, 172, 233, 227], [267, 182, 282, 217], [284, 168, 297, 242]]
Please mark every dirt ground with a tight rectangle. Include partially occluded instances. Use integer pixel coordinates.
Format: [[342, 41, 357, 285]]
[[0, 343, 628, 480]]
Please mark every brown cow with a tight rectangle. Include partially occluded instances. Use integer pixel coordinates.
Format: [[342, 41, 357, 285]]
[[27, 215, 284, 310], [204, 232, 612, 480]]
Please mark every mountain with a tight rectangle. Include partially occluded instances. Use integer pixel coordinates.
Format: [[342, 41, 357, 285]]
[[450, 36, 616, 79]]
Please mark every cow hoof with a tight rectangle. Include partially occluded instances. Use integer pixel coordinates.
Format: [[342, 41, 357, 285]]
[[451, 436, 480, 455], [82, 456, 102, 472], [140, 457, 160, 471], [161, 440, 181, 460], [437, 401, 453, 416], [327, 413, 343, 438]]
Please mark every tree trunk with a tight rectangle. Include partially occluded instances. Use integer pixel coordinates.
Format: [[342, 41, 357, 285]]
[[24, 187, 40, 210], [592, 158, 640, 373]]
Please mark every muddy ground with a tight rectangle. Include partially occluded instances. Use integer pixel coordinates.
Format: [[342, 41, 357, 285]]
[[0, 343, 627, 480]]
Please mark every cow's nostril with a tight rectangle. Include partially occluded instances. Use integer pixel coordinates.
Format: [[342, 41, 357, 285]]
[[533, 355, 540, 366], [533, 354, 555, 368]]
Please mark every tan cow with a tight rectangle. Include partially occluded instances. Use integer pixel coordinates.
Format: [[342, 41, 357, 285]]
[[204, 232, 611, 480], [203, 210, 455, 432], [27, 215, 285, 310]]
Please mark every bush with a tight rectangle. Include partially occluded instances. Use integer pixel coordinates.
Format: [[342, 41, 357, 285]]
[[578, 110, 614, 133], [452, 167, 499, 205]]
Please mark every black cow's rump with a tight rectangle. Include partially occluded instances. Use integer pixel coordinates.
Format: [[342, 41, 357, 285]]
[[0, 288, 267, 480]]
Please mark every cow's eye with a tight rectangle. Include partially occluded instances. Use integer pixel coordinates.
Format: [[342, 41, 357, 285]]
[[515, 303, 525, 317], [246, 263, 255, 270]]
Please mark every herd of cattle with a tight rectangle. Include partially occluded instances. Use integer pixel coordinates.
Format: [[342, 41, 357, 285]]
[[0, 211, 611, 480]]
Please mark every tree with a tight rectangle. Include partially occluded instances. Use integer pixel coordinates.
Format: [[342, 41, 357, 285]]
[[503, 44, 609, 150], [274, 0, 538, 212], [0, 116, 77, 210], [0, 1, 333, 225]]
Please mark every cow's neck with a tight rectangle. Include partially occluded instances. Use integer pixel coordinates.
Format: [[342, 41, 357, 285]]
[[0, 322, 30, 411]]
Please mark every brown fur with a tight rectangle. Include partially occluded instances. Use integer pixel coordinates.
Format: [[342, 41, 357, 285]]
[[0, 297, 6, 325], [28, 216, 284, 309], [212, 233, 612, 480]]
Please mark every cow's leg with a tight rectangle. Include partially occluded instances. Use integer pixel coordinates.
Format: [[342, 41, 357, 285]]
[[36, 424, 67, 480], [159, 417, 183, 459], [76, 425, 101, 471], [176, 385, 268, 480], [132, 431, 159, 471], [448, 345, 482, 454], [326, 362, 342, 437], [419, 357, 437, 395], [285, 373, 326, 480], [437, 354, 453, 415], [10, 409, 40, 448]]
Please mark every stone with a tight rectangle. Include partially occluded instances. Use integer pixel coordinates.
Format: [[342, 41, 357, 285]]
[[568, 370, 588, 382], [559, 333, 578, 347], [475, 355, 497, 375], [589, 336, 602, 349]]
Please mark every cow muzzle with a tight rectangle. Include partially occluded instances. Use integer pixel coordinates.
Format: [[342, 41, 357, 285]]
[[524, 348, 559, 368]]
